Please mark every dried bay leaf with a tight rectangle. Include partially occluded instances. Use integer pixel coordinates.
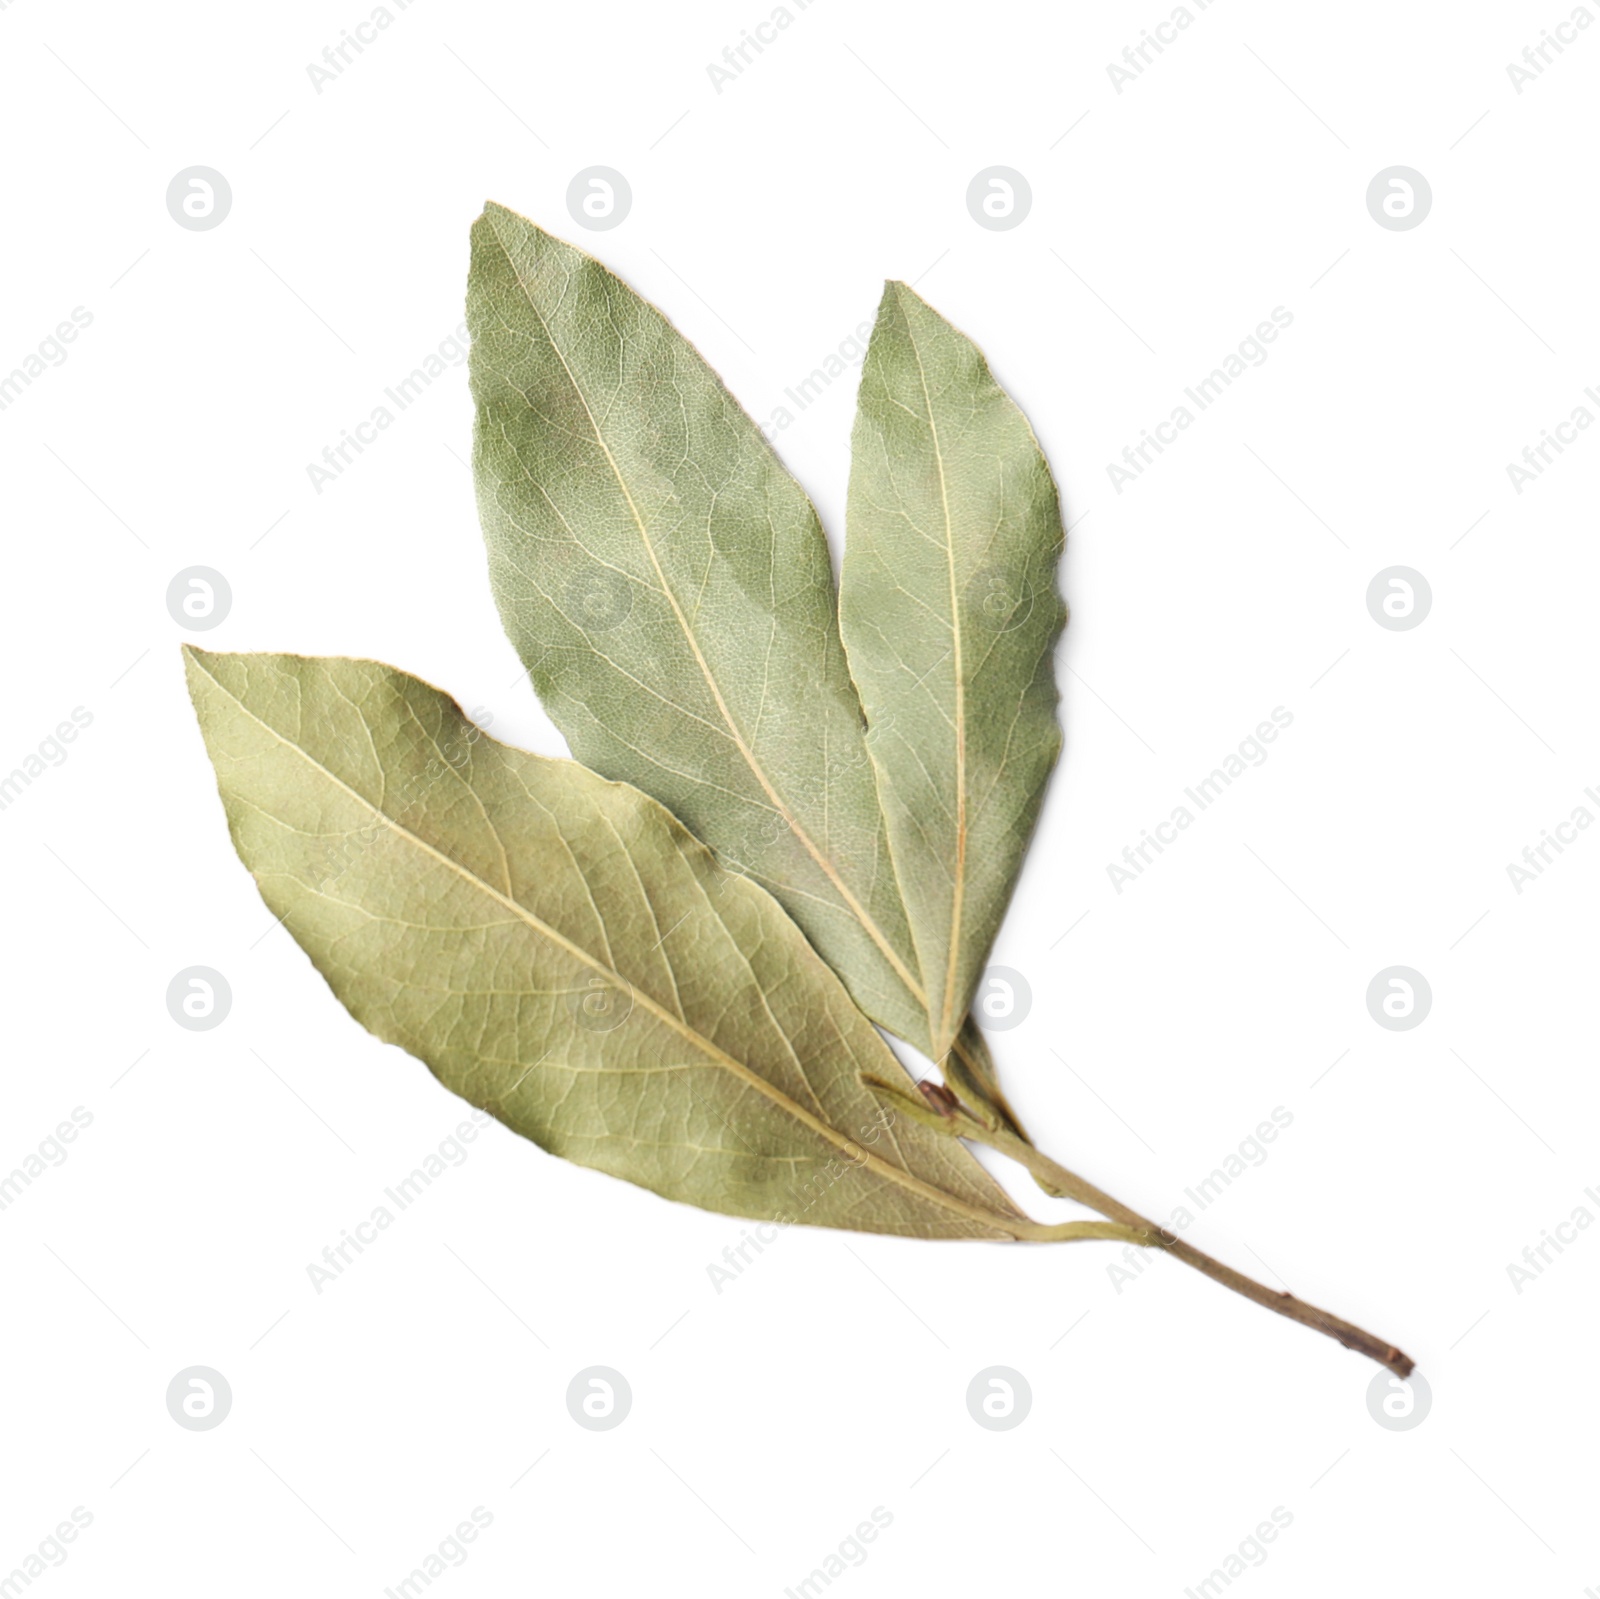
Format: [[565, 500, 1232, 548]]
[[182, 646, 1027, 1238], [842, 283, 1066, 1057], [172, 212, 1416, 1374], [467, 204, 928, 1047], [174, 215, 1415, 1372]]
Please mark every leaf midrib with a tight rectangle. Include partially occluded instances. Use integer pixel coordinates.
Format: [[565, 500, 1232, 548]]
[[188, 648, 1016, 1237], [899, 296, 969, 1051]]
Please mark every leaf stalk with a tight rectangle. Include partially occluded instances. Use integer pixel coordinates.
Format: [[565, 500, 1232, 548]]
[[867, 1076, 1415, 1377]]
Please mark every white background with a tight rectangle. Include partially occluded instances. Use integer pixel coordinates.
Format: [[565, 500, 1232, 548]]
[[2, 1, 1596, 1594]]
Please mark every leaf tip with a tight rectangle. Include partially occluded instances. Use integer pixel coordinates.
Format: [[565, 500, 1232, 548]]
[[473, 199, 526, 251], [881, 277, 931, 312]]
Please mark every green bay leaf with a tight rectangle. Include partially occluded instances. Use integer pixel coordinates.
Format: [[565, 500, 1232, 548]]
[[842, 283, 1066, 1057], [183, 646, 1024, 1238]]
